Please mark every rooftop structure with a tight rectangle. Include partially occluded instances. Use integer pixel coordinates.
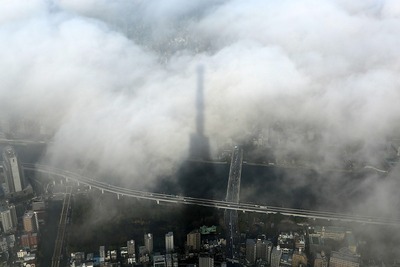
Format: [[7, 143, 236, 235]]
[[199, 225, 217, 235]]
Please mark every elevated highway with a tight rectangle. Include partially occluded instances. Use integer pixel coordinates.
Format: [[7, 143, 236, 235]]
[[22, 163, 400, 226], [51, 186, 71, 267], [225, 146, 243, 262]]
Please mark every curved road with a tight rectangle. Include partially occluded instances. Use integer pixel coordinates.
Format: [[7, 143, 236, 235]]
[[23, 163, 400, 227]]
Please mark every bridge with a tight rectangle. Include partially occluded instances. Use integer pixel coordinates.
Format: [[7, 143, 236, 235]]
[[22, 163, 400, 226], [0, 138, 48, 146]]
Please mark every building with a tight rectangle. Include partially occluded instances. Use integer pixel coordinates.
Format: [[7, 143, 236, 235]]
[[280, 248, 293, 267], [99, 245, 105, 263], [294, 235, 305, 250], [256, 239, 273, 263], [187, 230, 201, 251], [154, 254, 166, 267], [139, 246, 150, 263], [246, 239, 256, 265], [329, 248, 360, 267], [21, 233, 38, 250], [292, 248, 307, 267], [345, 232, 357, 254], [278, 232, 294, 249], [270, 246, 282, 267], [166, 254, 172, 267], [144, 233, 153, 254], [2, 146, 25, 194], [32, 199, 46, 211], [314, 251, 328, 267], [172, 253, 178, 267], [308, 233, 325, 255], [23, 210, 39, 232], [199, 225, 217, 235], [199, 253, 214, 267], [127, 239, 136, 263], [165, 232, 174, 253], [314, 226, 346, 241], [0, 205, 17, 233], [166, 253, 179, 267]]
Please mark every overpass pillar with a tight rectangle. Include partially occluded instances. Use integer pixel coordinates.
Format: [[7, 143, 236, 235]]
[[101, 189, 104, 194]]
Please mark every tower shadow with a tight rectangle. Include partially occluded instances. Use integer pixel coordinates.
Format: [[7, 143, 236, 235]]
[[154, 66, 229, 241], [189, 65, 210, 161]]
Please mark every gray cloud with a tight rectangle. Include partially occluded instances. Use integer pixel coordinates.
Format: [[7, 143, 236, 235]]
[[1, 0, 400, 216]]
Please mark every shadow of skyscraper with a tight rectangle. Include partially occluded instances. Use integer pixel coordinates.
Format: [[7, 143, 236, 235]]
[[189, 65, 210, 160]]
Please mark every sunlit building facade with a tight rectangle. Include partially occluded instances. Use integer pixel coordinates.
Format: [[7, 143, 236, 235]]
[[2, 146, 25, 194]]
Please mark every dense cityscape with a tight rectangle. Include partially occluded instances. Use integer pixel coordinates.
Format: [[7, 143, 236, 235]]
[[0, 112, 399, 266], [2, 0, 400, 267]]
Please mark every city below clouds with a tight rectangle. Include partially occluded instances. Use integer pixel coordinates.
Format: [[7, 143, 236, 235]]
[[1, 0, 400, 216]]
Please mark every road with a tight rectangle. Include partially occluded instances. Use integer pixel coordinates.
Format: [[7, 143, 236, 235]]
[[51, 186, 72, 267], [22, 163, 400, 226], [0, 138, 48, 146]]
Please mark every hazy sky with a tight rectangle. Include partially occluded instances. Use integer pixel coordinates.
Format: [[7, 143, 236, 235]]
[[1, 0, 400, 216]]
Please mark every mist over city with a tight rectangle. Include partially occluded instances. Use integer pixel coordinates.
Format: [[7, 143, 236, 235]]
[[1, 1, 400, 266]]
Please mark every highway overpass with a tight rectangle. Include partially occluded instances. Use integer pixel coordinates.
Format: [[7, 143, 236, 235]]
[[21, 163, 400, 227]]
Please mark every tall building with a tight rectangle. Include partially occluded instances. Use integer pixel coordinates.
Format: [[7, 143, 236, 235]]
[[23, 210, 39, 232], [99, 246, 105, 263], [256, 239, 273, 263], [165, 232, 174, 253], [2, 146, 25, 194], [187, 230, 201, 251], [199, 253, 214, 267], [8, 204, 17, 227], [144, 233, 153, 254], [127, 240, 136, 262], [266, 241, 273, 264], [246, 239, 256, 265], [271, 246, 282, 267], [0, 206, 16, 232]]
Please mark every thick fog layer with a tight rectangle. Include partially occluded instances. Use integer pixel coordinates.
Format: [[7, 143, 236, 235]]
[[1, 0, 400, 216]]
